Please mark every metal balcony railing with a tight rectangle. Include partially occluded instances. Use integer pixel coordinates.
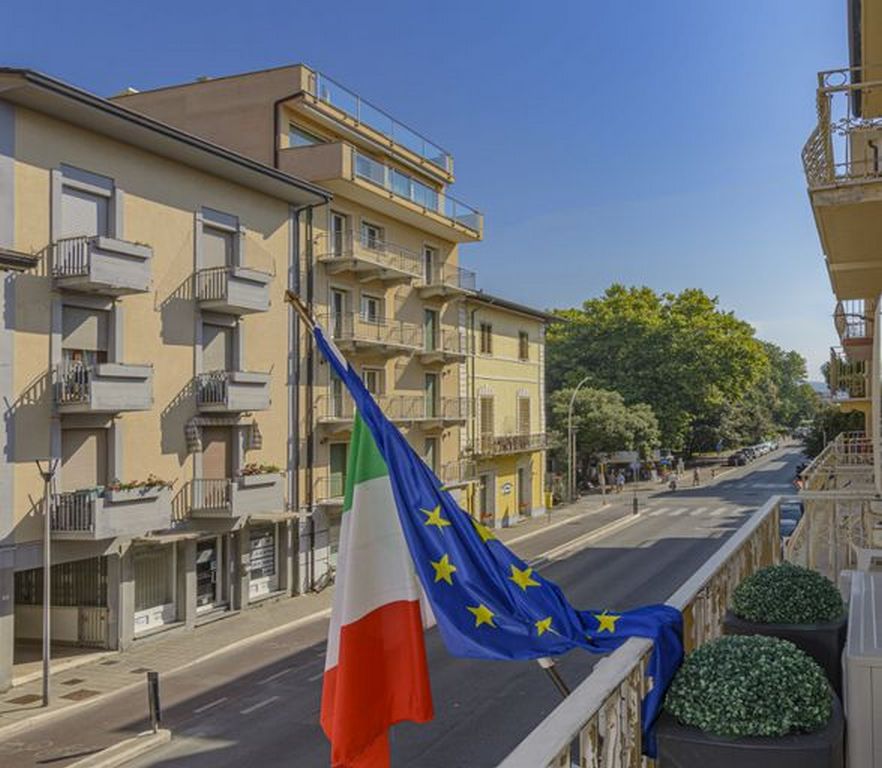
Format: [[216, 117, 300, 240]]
[[440, 459, 476, 486], [423, 327, 466, 356], [315, 475, 346, 503], [422, 264, 476, 292], [352, 151, 481, 233], [828, 346, 869, 398], [196, 371, 230, 407], [834, 298, 874, 341], [52, 236, 93, 277], [310, 70, 452, 173], [316, 231, 422, 279], [803, 67, 882, 188], [50, 490, 98, 533], [190, 478, 232, 511], [470, 433, 548, 457], [320, 312, 423, 351], [316, 392, 356, 422], [54, 362, 92, 405]]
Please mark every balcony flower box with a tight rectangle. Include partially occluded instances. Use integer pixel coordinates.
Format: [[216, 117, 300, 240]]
[[723, 563, 848, 696], [240, 472, 282, 488], [105, 486, 162, 504]]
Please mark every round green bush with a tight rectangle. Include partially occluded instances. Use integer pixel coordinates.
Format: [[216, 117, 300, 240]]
[[664, 635, 831, 737], [731, 563, 845, 624]]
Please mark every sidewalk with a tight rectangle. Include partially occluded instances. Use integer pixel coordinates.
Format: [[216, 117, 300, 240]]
[[0, 495, 622, 738]]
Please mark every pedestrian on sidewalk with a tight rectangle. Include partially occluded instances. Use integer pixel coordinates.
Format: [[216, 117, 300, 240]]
[[692, 467, 701, 487], [616, 471, 625, 493]]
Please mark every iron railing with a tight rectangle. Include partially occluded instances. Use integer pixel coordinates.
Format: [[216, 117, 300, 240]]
[[440, 459, 477, 486], [52, 235, 93, 277], [315, 474, 346, 502], [470, 432, 548, 457], [834, 298, 873, 341], [320, 311, 423, 350], [352, 151, 482, 232], [196, 371, 230, 406], [190, 478, 232, 511], [498, 497, 782, 768], [51, 490, 98, 532], [315, 392, 356, 422], [422, 263, 476, 292], [803, 67, 882, 187], [54, 362, 92, 405], [311, 71, 452, 173], [316, 230, 423, 278], [424, 327, 465, 356], [828, 346, 869, 398], [800, 430, 874, 493]]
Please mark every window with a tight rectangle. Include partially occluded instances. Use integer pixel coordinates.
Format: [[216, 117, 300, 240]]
[[479, 322, 493, 355], [330, 372, 345, 418], [59, 165, 114, 240], [62, 305, 109, 367], [202, 323, 234, 372], [423, 245, 437, 283], [360, 294, 382, 323], [330, 289, 349, 337], [479, 395, 495, 452], [424, 309, 438, 351], [330, 212, 348, 256], [360, 221, 383, 250], [518, 331, 529, 361], [425, 373, 439, 418], [289, 124, 324, 147], [424, 437, 439, 473], [518, 397, 531, 435], [202, 225, 234, 269], [329, 443, 348, 498], [363, 367, 384, 395]]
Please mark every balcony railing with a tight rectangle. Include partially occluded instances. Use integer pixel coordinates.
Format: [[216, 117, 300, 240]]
[[498, 497, 782, 767], [196, 370, 271, 412], [421, 263, 476, 294], [320, 312, 423, 353], [315, 475, 346, 505], [316, 392, 356, 423], [50, 486, 173, 540], [834, 298, 874, 346], [52, 235, 152, 295], [188, 475, 285, 519], [469, 433, 548, 457], [800, 430, 874, 493], [353, 151, 482, 233], [54, 361, 153, 413], [828, 346, 869, 398], [316, 231, 422, 280], [195, 265, 272, 315], [440, 459, 476, 486], [310, 70, 452, 173], [422, 328, 466, 359], [803, 67, 882, 188]]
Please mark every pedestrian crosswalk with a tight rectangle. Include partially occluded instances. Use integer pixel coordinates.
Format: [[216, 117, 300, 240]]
[[643, 505, 748, 518]]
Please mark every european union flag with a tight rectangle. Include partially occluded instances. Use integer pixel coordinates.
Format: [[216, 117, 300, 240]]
[[313, 324, 682, 756]]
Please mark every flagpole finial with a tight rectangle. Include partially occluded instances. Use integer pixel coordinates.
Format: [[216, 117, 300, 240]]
[[284, 290, 316, 331]]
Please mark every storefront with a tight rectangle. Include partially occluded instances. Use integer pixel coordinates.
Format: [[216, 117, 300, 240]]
[[248, 524, 279, 601], [196, 535, 229, 613], [133, 542, 176, 636]]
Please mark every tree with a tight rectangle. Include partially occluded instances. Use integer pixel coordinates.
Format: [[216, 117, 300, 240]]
[[547, 285, 768, 451], [548, 387, 661, 465], [803, 405, 866, 458]]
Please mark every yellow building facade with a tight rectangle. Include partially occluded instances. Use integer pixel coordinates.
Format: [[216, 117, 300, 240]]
[[0, 69, 329, 689], [804, 0, 882, 433], [464, 293, 550, 528]]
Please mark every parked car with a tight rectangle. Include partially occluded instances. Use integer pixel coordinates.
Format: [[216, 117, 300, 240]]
[[779, 499, 804, 540], [728, 452, 748, 466]]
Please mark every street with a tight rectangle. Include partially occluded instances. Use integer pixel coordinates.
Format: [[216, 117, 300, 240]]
[[0, 447, 803, 768]]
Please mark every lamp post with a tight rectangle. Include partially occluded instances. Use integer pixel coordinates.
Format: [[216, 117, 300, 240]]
[[567, 376, 591, 503], [35, 459, 58, 707]]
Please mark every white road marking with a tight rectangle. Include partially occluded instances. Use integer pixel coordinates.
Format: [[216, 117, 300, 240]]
[[648, 507, 669, 517], [193, 697, 228, 714], [668, 508, 687, 517], [241, 696, 280, 715], [710, 507, 728, 517], [258, 667, 294, 685], [308, 671, 324, 682], [689, 507, 708, 517]]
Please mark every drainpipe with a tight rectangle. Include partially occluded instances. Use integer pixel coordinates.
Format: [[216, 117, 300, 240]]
[[874, 294, 882, 497], [469, 306, 478, 514]]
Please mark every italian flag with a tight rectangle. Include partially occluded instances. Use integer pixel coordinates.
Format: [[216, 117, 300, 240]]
[[320, 415, 434, 767]]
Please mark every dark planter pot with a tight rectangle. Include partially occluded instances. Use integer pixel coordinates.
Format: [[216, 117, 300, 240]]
[[656, 693, 843, 768], [722, 610, 847, 697]]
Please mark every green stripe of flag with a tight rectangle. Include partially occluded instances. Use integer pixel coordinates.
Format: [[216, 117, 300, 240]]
[[342, 414, 389, 513]]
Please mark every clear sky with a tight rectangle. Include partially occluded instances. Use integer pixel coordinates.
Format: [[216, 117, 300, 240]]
[[6, 0, 846, 378]]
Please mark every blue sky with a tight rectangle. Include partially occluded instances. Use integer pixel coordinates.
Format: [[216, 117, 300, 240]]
[[7, 1, 845, 377]]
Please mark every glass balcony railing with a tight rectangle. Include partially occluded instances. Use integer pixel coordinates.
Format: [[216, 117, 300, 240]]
[[353, 152, 482, 232], [312, 71, 452, 173]]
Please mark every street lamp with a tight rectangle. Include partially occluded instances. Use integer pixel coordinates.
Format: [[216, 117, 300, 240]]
[[567, 375, 592, 503], [35, 459, 58, 707]]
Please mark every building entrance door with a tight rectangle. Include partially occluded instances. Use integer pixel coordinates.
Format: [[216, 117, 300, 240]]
[[196, 537, 225, 611]]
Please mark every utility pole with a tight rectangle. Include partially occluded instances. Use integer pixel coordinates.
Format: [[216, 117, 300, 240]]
[[36, 459, 58, 708], [566, 376, 592, 502]]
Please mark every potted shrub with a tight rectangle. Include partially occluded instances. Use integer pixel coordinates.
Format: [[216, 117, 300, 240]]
[[238, 463, 282, 487], [723, 562, 847, 695], [658, 635, 843, 767]]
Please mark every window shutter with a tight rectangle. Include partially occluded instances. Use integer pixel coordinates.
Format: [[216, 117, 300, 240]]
[[62, 306, 109, 351]]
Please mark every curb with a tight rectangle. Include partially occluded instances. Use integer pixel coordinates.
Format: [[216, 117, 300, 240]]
[[66, 729, 171, 768]]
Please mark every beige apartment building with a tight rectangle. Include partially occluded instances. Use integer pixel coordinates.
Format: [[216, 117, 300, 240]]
[[115, 65, 484, 575], [0, 68, 330, 689]]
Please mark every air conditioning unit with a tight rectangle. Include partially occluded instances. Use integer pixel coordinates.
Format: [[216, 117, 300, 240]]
[[845, 569, 882, 767]]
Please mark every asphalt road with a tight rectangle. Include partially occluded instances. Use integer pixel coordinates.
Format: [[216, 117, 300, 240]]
[[0, 447, 803, 768]]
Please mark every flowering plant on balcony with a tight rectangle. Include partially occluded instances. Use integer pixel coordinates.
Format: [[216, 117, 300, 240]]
[[238, 462, 282, 477], [106, 474, 174, 492], [664, 635, 831, 737], [731, 563, 845, 625]]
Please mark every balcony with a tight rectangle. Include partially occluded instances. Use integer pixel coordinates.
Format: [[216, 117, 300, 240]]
[[314, 475, 345, 508], [803, 68, 882, 297], [188, 474, 286, 520], [834, 299, 873, 361], [469, 432, 548, 458], [289, 66, 453, 181], [278, 144, 482, 242], [50, 486, 172, 541], [384, 395, 470, 428], [799, 430, 874, 494], [54, 362, 153, 414], [195, 265, 272, 315], [828, 346, 869, 402], [416, 264, 476, 300], [320, 312, 422, 357], [440, 459, 476, 487], [316, 231, 422, 285], [52, 236, 152, 296], [196, 370, 271, 413], [315, 392, 356, 437], [417, 328, 467, 364]]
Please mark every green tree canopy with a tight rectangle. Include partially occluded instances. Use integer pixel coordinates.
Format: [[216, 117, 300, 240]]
[[548, 285, 769, 451]]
